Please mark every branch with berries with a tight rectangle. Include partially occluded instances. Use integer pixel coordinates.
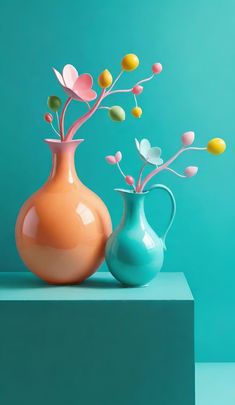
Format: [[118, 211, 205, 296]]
[[105, 133, 226, 192], [44, 54, 162, 142]]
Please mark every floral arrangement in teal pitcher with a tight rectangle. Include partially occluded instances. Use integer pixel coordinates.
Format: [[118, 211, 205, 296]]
[[105, 134, 226, 287]]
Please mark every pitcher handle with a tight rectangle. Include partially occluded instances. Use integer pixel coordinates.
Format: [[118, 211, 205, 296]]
[[148, 184, 176, 250]]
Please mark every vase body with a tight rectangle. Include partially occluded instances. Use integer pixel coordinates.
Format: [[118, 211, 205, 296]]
[[15, 139, 112, 284], [105, 187, 176, 287]]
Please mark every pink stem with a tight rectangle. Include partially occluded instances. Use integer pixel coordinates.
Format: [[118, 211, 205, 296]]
[[107, 74, 155, 97], [107, 88, 133, 95], [64, 73, 155, 141], [137, 74, 154, 85], [117, 162, 136, 191], [139, 146, 206, 192], [65, 89, 106, 141], [136, 163, 146, 192], [166, 167, 186, 178], [107, 69, 123, 93], [59, 97, 72, 141]]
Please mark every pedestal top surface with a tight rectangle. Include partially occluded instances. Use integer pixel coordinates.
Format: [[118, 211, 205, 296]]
[[0, 272, 193, 301]]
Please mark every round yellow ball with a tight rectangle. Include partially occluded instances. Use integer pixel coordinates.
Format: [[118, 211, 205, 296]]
[[121, 54, 139, 71], [207, 138, 226, 155], [132, 106, 142, 118], [98, 69, 113, 88]]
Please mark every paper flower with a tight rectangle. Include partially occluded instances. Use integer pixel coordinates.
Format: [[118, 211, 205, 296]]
[[53, 64, 97, 101], [135, 138, 163, 166]]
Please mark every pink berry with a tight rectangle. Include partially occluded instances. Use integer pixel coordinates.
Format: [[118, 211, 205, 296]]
[[44, 113, 53, 123], [125, 175, 135, 185], [105, 155, 117, 165], [184, 166, 198, 178], [132, 85, 143, 95], [115, 151, 122, 163], [181, 131, 195, 146], [152, 63, 162, 74]]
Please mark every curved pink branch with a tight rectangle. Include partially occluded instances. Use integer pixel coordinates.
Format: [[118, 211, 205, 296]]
[[165, 167, 186, 178], [59, 97, 72, 141], [136, 162, 147, 192], [107, 74, 155, 97], [63, 72, 156, 141], [107, 69, 123, 93], [65, 89, 106, 141], [139, 146, 206, 191]]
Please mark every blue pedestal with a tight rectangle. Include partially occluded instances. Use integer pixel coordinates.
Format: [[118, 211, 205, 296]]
[[0, 272, 195, 405]]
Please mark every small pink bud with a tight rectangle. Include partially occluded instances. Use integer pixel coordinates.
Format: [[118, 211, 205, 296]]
[[115, 151, 122, 163], [44, 113, 53, 123], [105, 155, 117, 165], [125, 175, 135, 185], [132, 85, 143, 95], [152, 63, 162, 74], [184, 166, 198, 178], [181, 131, 195, 146]]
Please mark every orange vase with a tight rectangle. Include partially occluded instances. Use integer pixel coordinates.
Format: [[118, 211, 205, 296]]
[[15, 139, 112, 284]]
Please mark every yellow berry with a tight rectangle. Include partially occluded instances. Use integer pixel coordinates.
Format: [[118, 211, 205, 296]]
[[98, 69, 113, 88], [207, 138, 226, 155], [121, 54, 139, 71], [132, 106, 142, 118]]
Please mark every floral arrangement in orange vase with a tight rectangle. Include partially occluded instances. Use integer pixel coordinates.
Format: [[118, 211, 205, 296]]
[[43, 54, 162, 141]]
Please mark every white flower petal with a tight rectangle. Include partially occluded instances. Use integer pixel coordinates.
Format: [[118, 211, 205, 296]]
[[135, 138, 140, 152], [147, 147, 163, 166], [53, 68, 65, 86], [62, 64, 79, 88], [139, 138, 151, 159]]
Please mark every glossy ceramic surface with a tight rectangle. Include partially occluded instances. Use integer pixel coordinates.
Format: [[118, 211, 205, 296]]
[[105, 185, 176, 286], [15, 139, 112, 284]]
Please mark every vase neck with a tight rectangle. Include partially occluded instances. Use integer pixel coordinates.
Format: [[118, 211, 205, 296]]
[[45, 139, 84, 184], [119, 191, 147, 225]]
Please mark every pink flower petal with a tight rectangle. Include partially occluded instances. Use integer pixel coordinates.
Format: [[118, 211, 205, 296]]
[[63, 87, 84, 101], [73, 74, 97, 101], [53, 68, 65, 86], [62, 64, 79, 88], [115, 151, 122, 162], [105, 155, 117, 165], [78, 88, 97, 101], [181, 131, 195, 146], [184, 166, 198, 177]]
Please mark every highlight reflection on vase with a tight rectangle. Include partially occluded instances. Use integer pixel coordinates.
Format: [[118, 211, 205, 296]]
[[15, 139, 112, 284]]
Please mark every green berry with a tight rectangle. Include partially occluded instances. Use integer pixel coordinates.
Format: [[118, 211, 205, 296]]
[[47, 96, 62, 112], [108, 106, 125, 122]]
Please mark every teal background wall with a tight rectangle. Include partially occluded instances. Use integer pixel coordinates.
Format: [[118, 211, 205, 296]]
[[0, 0, 235, 361]]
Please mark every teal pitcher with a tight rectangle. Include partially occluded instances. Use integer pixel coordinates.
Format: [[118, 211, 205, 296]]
[[105, 185, 176, 287]]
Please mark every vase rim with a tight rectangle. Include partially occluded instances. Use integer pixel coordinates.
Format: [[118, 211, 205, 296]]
[[44, 138, 84, 145], [114, 188, 149, 195]]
